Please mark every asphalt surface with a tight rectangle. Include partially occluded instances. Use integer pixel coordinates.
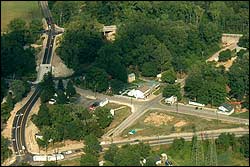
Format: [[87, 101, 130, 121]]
[[75, 87, 249, 138], [10, 1, 55, 165]]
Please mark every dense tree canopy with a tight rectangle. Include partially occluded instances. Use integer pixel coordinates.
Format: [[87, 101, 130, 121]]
[[227, 52, 249, 103], [185, 63, 227, 106]]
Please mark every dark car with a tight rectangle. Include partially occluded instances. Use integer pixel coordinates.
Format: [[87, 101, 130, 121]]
[[89, 101, 100, 111]]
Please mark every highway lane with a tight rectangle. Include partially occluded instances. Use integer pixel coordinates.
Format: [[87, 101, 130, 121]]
[[12, 87, 41, 156], [11, 1, 55, 164]]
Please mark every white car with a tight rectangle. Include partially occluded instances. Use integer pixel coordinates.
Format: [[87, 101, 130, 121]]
[[49, 99, 56, 104], [65, 150, 72, 155]]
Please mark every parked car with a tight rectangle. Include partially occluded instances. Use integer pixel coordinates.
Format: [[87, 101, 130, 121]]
[[49, 99, 56, 104], [89, 102, 99, 111]]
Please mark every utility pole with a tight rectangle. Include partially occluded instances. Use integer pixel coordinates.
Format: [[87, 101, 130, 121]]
[[191, 131, 204, 166], [205, 137, 218, 166], [176, 97, 178, 112]]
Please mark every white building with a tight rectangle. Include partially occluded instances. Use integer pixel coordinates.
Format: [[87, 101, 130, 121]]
[[165, 96, 177, 105], [217, 103, 234, 115]]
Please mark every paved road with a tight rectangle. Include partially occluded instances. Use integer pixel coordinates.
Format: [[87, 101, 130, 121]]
[[101, 128, 249, 147], [206, 43, 238, 62], [11, 1, 56, 165], [76, 87, 249, 138], [11, 87, 41, 163]]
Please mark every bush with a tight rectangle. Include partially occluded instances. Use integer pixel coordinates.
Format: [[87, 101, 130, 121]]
[[218, 49, 232, 62]]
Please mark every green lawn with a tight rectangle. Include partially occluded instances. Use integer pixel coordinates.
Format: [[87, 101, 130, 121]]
[[122, 110, 247, 137], [231, 111, 249, 119], [59, 157, 81, 166], [105, 104, 131, 133], [152, 140, 249, 166], [1, 1, 42, 32]]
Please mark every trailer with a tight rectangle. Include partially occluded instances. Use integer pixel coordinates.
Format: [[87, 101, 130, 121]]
[[188, 101, 205, 107], [33, 154, 64, 162]]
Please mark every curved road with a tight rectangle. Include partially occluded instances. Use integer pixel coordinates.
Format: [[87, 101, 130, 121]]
[[11, 1, 55, 164]]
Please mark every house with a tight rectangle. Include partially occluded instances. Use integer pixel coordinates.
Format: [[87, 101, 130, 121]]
[[103, 25, 117, 41], [165, 96, 177, 105], [128, 73, 136, 83], [127, 81, 160, 99], [157, 73, 162, 81], [217, 103, 234, 115]]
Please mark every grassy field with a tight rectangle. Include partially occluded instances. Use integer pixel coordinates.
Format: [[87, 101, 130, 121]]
[[153, 86, 163, 95], [59, 157, 81, 166], [231, 111, 249, 119], [1, 1, 42, 32], [152, 140, 249, 166], [105, 103, 131, 133], [122, 109, 247, 137]]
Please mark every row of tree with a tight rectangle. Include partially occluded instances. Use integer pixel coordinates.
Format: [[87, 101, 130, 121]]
[[32, 103, 113, 147]]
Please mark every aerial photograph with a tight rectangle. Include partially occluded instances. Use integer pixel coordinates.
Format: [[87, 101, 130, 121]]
[[1, 1, 249, 166]]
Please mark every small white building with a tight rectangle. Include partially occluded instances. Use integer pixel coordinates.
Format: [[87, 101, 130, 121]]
[[157, 73, 162, 81], [165, 96, 177, 105], [128, 73, 136, 83], [127, 85, 151, 99], [217, 103, 234, 115]]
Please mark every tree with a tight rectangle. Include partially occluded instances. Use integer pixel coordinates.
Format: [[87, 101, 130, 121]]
[[57, 79, 64, 91], [66, 80, 76, 97], [161, 69, 177, 84], [1, 135, 12, 164], [218, 49, 232, 62], [215, 133, 231, 151], [7, 18, 26, 32], [163, 84, 182, 100], [32, 104, 51, 129], [95, 44, 127, 82], [80, 153, 99, 166], [113, 144, 141, 166], [227, 53, 249, 101], [104, 144, 118, 162], [85, 67, 109, 93], [84, 134, 102, 156], [94, 108, 113, 129], [141, 62, 158, 77], [238, 33, 249, 50], [40, 72, 55, 103], [185, 63, 227, 106], [172, 138, 185, 151], [56, 89, 67, 104], [238, 135, 249, 158], [9, 80, 26, 103]]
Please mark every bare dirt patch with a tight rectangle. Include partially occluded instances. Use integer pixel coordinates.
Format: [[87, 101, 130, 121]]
[[144, 112, 174, 127], [51, 52, 74, 78], [174, 120, 187, 127], [2, 88, 35, 140]]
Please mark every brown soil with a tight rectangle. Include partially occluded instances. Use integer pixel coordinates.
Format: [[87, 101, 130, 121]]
[[51, 36, 74, 77], [2, 88, 36, 140], [144, 112, 174, 127], [174, 120, 187, 127]]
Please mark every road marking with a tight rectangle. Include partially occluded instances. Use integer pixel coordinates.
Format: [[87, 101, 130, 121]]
[[17, 88, 40, 154]]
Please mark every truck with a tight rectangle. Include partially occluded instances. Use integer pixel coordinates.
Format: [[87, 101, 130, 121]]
[[99, 98, 109, 107]]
